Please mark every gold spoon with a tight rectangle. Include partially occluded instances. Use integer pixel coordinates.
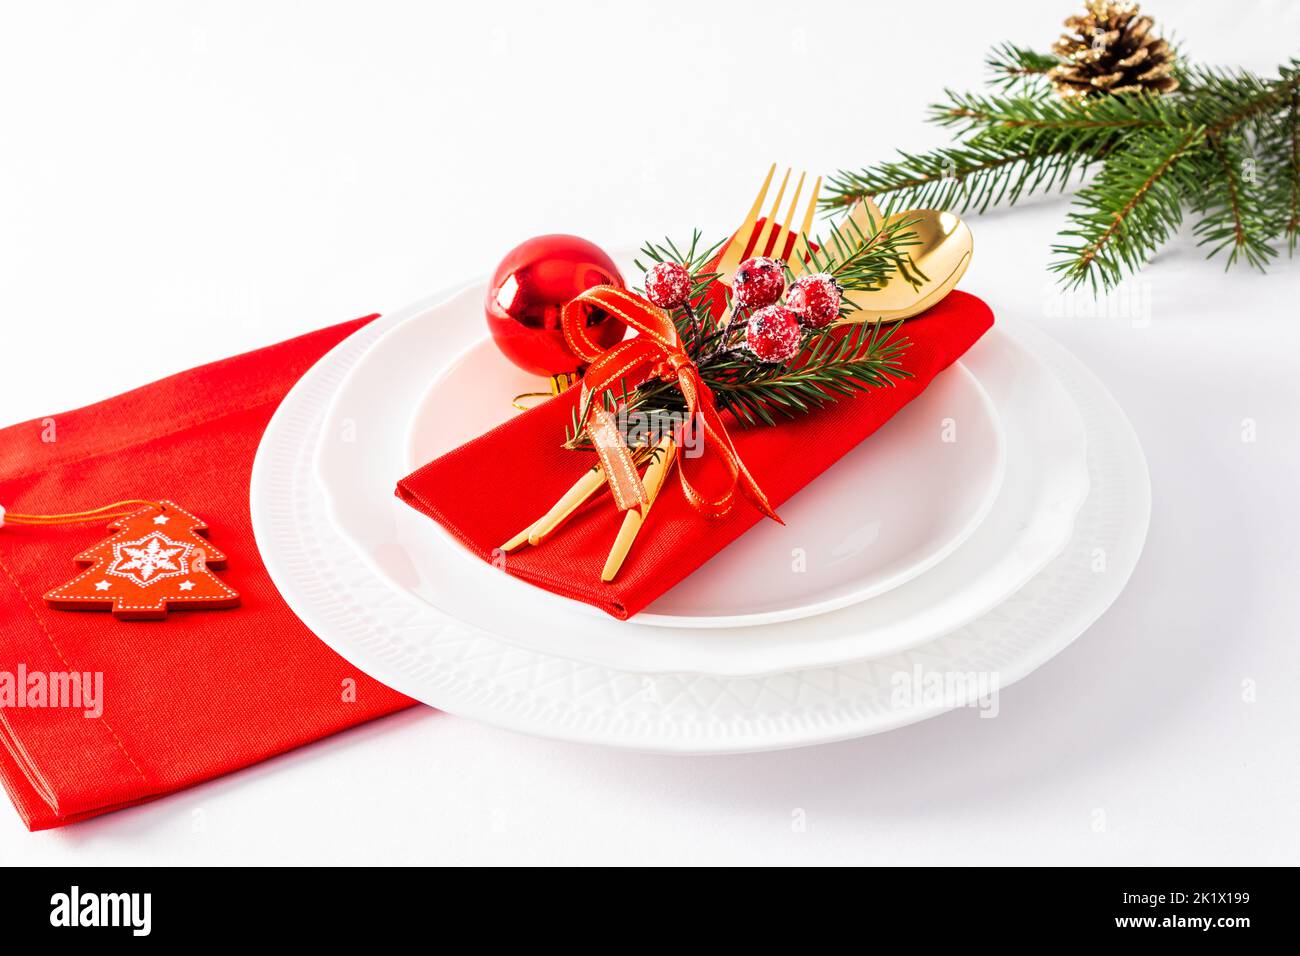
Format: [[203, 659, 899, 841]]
[[836, 202, 974, 324]]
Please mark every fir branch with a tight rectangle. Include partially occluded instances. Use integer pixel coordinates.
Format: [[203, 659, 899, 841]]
[[1051, 126, 1206, 290], [798, 209, 923, 299], [1288, 95, 1300, 251], [1259, 86, 1300, 252], [564, 285, 915, 444], [565, 320, 913, 439], [823, 91, 1179, 216], [1183, 63, 1300, 139], [1190, 135, 1277, 270], [823, 139, 1087, 215], [932, 88, 1174, 137], [985, 42, 1058, 90], [634, 229, 725, 282], [705, 321, 913, 426], [564, 222, 919, 447], [826, 39, 1300, 291]]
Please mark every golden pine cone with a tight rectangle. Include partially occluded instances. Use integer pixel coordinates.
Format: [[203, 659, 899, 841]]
[[1047, 1, 1179, 99]]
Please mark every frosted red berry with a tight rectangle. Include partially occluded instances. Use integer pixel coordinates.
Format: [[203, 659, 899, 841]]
[[746, 305, 802, 364], [645, 261, 693, 309], [786, 272, 843, 328], [732, 256, 785, 310]]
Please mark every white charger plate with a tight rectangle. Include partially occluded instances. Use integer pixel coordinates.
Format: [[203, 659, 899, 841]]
[[312, 279, 1088, 676], [251, 301, 1149, 752]]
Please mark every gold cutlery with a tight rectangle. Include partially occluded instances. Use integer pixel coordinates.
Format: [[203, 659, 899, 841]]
[[717, 172, 970, 327], [601, 435, 676, 582], [837, 203, 974, 323], [499, 436, 679, 585], [499, 462, 606, 554], [715, 165, 823, 324], [527, 463, 609, 546]]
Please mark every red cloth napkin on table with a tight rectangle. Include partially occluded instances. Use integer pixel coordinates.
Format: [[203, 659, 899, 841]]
[[398, 289, 994, 619], [0, 318, 412, 831]]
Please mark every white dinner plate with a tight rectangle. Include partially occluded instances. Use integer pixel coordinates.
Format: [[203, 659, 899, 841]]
[[401, 328, 1005, 626], [251, 300, 1149, 752], [319, 267, 1008, 629], [312, 271, 1087, 676], [329, 317, 1085, 675], [316, 275, 1006, 629]]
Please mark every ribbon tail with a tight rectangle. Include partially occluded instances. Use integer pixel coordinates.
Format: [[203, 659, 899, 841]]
[[686, 374, 782, 524], [735, 459, 782, 524], [588, 405, 649, 513]]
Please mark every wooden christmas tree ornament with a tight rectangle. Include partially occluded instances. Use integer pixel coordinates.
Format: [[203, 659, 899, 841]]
[[39, 500, 240, 620]]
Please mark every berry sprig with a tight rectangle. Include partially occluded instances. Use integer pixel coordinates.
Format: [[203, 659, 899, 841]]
[[572, 226, 916, 449], [731, 256, 845, 362]]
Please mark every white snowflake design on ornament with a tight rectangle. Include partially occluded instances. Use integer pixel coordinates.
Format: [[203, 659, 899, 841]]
[[107, 532, 193, 587]]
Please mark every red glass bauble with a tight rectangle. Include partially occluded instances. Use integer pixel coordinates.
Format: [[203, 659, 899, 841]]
[[485, 234, 626, 376]]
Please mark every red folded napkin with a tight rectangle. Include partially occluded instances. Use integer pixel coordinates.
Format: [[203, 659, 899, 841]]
[[0, 318, 413, 831], [398, 289, 994, 619]]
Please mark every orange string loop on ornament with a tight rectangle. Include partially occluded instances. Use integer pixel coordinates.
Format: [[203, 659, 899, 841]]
[[560, 285, 780, 523], [0, 499, 161, 527]]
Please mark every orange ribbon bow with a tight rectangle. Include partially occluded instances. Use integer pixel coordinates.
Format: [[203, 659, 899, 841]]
[[561, 285, 780, 523]]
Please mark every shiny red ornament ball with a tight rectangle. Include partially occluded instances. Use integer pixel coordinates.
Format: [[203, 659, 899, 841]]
[[786, 272, 843, 329], [485, 234, 626, 376], [644, 261, 693, 309], [746, 305, 802, 364], [732, 256, 785, 310]]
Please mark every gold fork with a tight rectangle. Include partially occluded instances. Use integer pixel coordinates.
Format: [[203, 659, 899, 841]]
[[714, 165, 822, 324]]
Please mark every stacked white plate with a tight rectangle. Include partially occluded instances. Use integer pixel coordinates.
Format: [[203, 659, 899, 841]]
[[251, 254, 1150, 753]]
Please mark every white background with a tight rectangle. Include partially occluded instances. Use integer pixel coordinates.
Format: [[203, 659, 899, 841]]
[[3, 0, 1299, 864]]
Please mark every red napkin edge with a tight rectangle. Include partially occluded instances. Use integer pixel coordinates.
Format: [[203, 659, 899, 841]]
[[0, 316, 418, 831]]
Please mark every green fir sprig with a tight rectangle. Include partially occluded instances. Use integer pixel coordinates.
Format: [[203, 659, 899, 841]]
[[798, 208, 927, 315], [703, 319, 912, 427], [564, 223, 915, 448], [985, 42, 1062, 91], [824, 26, 1300, 292]]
